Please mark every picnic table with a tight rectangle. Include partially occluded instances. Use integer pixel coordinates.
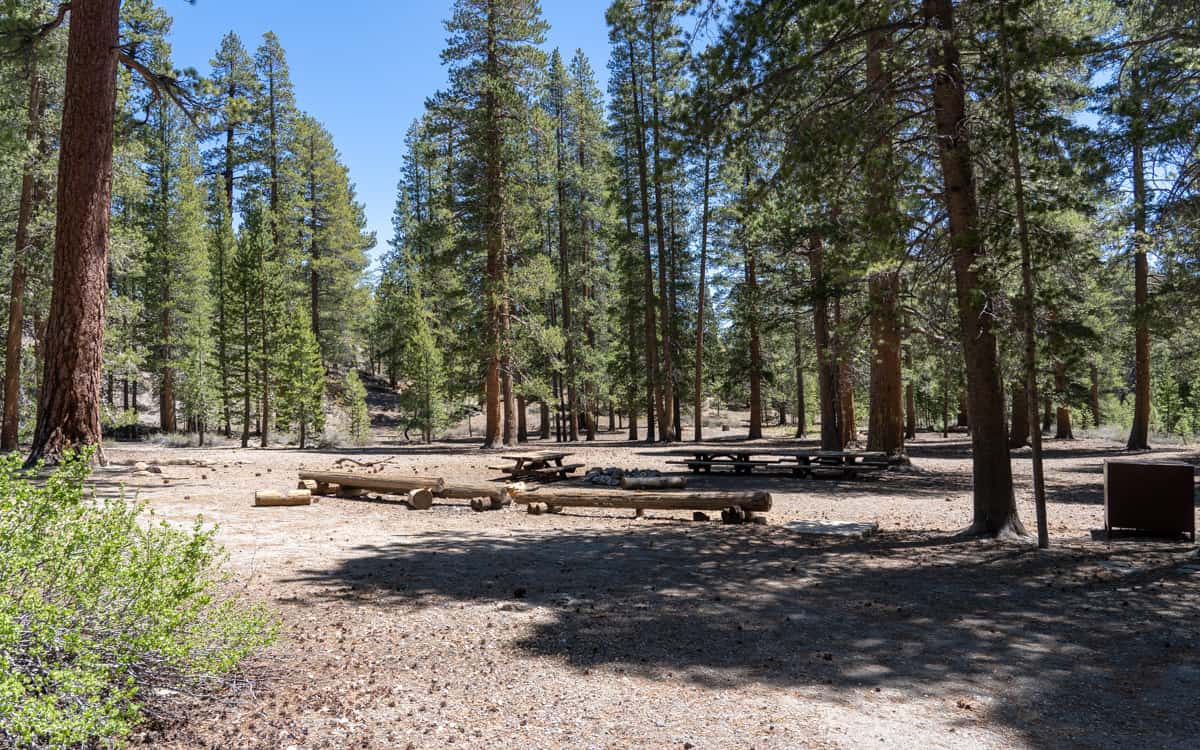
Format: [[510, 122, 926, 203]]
[[491, 451, 584, 482], [664, 447, 889, 479]]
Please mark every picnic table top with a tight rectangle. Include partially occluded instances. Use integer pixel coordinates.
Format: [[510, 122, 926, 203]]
[[664, 447, 886, 459], [500, 451, 572, 462]]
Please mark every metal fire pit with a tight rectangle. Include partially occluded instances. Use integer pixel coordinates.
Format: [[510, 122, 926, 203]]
[[1103, 458, 1196, 541]]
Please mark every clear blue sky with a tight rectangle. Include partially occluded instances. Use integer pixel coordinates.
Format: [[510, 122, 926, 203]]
[[164, 0, 614, 268]]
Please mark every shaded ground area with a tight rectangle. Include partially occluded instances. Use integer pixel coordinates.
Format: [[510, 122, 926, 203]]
[[95, 432, 1199, 749]]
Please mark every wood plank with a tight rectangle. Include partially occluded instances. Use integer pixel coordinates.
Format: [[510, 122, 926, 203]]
[[510, 487, 770, 513], [501, 451, 570, 462], [298, 470, 445, 494]]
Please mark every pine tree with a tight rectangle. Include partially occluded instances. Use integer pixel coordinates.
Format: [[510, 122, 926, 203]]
[[441, 0, 547, 448], [229, 208, 266, 447], [205, 31, 256, 437], [397, 289, 447, 444], [141, 38, 209, 436], [293, 113, 374, 366], [342, 369, 370, 444], [273, 312, 324, 448]]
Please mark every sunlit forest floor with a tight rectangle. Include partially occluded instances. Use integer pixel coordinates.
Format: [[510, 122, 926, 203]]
[[89, 415, 1200, 749]]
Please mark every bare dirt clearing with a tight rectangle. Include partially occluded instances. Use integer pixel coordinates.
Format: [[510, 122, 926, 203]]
[[96, 432, 1199, 749]]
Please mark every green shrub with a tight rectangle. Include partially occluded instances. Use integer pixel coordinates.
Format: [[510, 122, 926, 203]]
[[0, 450, 275, 748]]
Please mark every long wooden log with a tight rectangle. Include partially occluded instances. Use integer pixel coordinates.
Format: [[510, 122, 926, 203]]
[[255, 489, 312, 507], [298, 470, 519, 503], [298, 470, 446, 494], [509, 487, 770, 513], [438, 481, 518, 502]]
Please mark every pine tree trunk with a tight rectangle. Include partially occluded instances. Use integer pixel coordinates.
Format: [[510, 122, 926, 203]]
[[259, 257, 270, 448], [553, 82, 578, 443], [1054, 361, 1072, 439], [810, 239, 842, 450], [501, 302, 517, 447], [904, 347, 917, 439], [746, 243, 763, 440], [309, 199, 321, 362], [864, 27, 905, 456], [867, 272, 903, 453], [1127, 129, 1150, 449], [1000, 0, 1048, 545], [27, 0, 122, 466], [794, 311, 807, 439], [3, 49, 41, 452], [517, 393, 527, 443], [694, 144, 711, 442], [1009, 383, 1029, 448], [924, 0, 1022, 536], [1042, 396, 1053, 434], [160, 307, 177, 433], [241, 285, 251, 448], [648, 17, 675, 442], [1090, 364, 1102, 427], [482, 34, 506, 448], [219, 118, 235, 436], [626, 34, 662, 442], [627, 291, 640, 442], [834, 297, 855, 446], [905, 382, 917, 439]]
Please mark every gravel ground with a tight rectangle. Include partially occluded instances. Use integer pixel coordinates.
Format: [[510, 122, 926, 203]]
[[92, 429, 1200, 750]]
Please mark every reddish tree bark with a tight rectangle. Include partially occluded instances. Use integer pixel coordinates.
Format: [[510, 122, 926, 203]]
[[924, 0, 1023, 536], [867, 271, 904, 453], [26, 0, 122, 466], [864, 27, 905, 456]]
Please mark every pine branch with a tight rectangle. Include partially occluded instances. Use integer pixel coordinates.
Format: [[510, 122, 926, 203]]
[[117, 50, 207, 129]]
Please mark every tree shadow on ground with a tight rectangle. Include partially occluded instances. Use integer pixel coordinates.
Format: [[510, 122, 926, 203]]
[[291, 526, 1199, 749]]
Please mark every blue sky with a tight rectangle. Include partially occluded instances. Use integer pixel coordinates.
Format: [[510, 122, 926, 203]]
[[164, 0, 614, 269]]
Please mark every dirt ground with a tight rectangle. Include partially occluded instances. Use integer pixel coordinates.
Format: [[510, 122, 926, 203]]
[[91, 426, 1200, 750]]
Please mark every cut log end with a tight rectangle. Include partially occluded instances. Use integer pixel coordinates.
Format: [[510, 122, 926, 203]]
[[406, 488, 435, 510]]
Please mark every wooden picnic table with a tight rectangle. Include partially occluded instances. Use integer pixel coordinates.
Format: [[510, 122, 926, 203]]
[[663, 447, 889, 479], [493, 451, 584, 482]]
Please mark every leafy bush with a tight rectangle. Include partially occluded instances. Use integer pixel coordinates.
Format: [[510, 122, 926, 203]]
[[0, 450, 275, 748]]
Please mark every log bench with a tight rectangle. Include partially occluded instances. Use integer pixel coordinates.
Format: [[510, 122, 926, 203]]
[[509, 485, 771, 523]]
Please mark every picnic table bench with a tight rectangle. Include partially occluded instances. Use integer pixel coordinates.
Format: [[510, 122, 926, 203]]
[[665, 448, 889, 480], [490, 451, 584, 482]]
